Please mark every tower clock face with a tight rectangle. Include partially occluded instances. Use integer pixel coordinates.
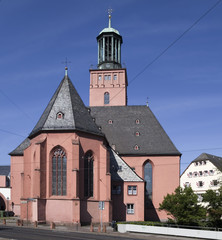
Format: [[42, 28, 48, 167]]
[[106, 63, 111, 68]]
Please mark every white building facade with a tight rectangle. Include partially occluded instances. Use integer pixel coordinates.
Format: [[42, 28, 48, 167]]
[[180, 153, 222, 203]]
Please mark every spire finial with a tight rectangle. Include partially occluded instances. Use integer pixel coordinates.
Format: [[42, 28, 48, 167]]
[[146, 97, 149, 107], [65, 66, 68, 76], [62, 57, 71, 77], [108, 8, 112, 28]]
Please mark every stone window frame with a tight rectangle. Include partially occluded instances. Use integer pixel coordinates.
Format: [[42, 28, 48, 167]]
[[126, 203, 134, 214], [51, 147, 67, 196]]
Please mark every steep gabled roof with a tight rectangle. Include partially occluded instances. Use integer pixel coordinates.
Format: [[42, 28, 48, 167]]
[[109, 148, 143, 182], [29, 75, 103, 138], [193, 153, 222, 171], [9, 138, 31, 156], [90, 106, 180, 156]]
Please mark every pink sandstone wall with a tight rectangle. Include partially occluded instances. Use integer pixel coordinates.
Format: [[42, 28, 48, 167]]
[[11, 156, 24, 216], [0, 176, 6, 187], [122, 155, 180, 221], [46, 200, 73, 223], [89, 69, 127, 106], [124, 181, 145, 221], [17, 131, 111, 224]]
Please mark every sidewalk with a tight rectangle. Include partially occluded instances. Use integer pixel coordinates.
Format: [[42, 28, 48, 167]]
[[0, 218, 116, 234], [0, 218, 200, 240]]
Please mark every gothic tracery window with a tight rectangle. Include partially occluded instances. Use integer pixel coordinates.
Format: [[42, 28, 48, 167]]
[[144, 161, 153, 206], [52, 147, 67, 196], [84, 151, 94, 197]]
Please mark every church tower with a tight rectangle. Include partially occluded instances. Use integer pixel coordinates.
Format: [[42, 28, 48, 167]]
[[89, 12, 128, 106]]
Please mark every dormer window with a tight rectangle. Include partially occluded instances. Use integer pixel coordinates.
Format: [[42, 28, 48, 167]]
[[134, 145, 139, 150], [56, 112, 64, 119], [118, 166, 122, 172], [135, 131, 140, 136], [135, 119, 140, 124]]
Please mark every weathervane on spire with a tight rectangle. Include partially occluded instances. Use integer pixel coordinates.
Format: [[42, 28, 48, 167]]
[[108, 8, 112, 28]]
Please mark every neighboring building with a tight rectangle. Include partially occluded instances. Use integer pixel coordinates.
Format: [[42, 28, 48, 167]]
[[180, 153, 222, 202], [9, 14, 180, 224], [0, 166, 11, 211]]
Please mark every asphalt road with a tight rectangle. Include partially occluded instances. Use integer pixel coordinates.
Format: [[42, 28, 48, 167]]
[[0, 225, 200, 240]]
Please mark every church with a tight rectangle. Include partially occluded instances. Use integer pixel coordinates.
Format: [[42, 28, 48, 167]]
[[10, 14, 181, 225]]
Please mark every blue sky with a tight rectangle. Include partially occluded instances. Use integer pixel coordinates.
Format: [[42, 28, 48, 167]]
[[0, 0, 221, 174]]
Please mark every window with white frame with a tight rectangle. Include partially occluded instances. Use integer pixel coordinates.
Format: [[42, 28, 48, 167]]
[[199, 171, 203, 176], [193, 171, 198, 177], [204, 170, 208, 176], [209, 170, 214, 176], [127, 204, 134, 214], [113, 74, 117, 80], [128, 186, 137, 195]]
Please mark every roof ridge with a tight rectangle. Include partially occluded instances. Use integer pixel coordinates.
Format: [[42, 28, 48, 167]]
[[29, 74, 103, 138], [109, 148, 143, 182], [66, 77, 76, 128], [29, 77, 67, 138]]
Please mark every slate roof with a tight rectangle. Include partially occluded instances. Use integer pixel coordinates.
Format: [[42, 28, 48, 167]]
[[0, 166, 10, 176], [9, 138, 31, 156], [29, 75, 103, 138], [90, 106, 180, 156], [193, 153, 222, 171], [109, 148, 143, 182]]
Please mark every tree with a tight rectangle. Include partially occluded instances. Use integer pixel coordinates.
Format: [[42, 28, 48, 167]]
[[202, 186, 222, 227], [159, 187, 206, 226]]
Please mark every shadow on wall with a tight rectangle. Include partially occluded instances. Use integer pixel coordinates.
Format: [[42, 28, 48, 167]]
[[0, 196, 6, 210], [109, 150, 126, 221], [80, 200, 92, 224], [145, 199, 160, 221], [112, 181, 126, 221]]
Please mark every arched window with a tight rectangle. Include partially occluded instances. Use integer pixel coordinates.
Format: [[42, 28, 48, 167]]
[[52, 147, 67, 196], [104, 92, 110, 105], [144, 161, 152, 206], [84, 151, 94, 197]]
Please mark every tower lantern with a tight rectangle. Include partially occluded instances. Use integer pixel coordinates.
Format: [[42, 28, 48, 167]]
[[97, 10, 123, 69], [89, 12, 127, 107]]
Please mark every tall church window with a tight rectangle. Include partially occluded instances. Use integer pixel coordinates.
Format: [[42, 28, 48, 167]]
[[104, 92, 110, 105], [144, 161, 152, 206], [52, 147, 67, 196], [84, 151, 94, 197]]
